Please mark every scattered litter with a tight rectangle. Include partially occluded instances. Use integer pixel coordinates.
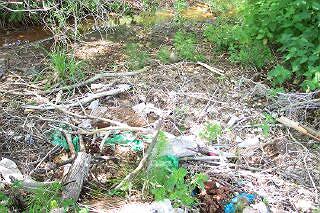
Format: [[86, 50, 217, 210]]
[[224, 193, 256, 213], [118, 199, 183, 213], [78, 119, 92, 129], [235, 136, 244, 143], [91, 83, 105, 90], [88, 99, 99, 113], [133, 102, 164, 120], [104, 131, 144, 151], [0, 158, 24, 183], [295, 199, 314, 212], [251, 202, 269, 213], [164, 135, 200, 157], [199, 180, 232, 212], [51, 130, 80, 152], [25, 134, 35, 145], [227, 115, 240, 128], [238, 135, 260, 148]]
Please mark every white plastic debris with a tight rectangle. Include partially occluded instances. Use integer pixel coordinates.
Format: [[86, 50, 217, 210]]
[[88, 99, 99, 113], [78, 119, 92, 129], [226, 115, 240, 128], [118, 199, 182, 213], [235, 136, 244, 143], [160, 135, 206, 158], [238, 135, 260, 147], [132, 102, 164, 120], [91, 83, 105, 90], [0, 158, 23, 183], [242, 206, 258, 213], [295, 199, 313, 212], [252, 202, 269, 213]]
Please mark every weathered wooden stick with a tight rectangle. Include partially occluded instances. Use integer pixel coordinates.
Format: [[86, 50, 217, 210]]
[[197, 62, 225, 76], [62, 152, 91, 201], [44, 67, 148, 94], [277, 116, 320, 142], [23, 84, 131, 110]]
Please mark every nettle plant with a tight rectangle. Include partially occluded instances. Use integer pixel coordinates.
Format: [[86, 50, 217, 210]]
[[243, 0, 320, 91]]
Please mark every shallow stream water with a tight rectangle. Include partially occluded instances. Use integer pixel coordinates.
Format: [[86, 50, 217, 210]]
[[0, 4, 214, 48]]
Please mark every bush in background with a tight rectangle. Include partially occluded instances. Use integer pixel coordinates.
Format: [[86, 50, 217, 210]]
[[243, 0, 320, 91]]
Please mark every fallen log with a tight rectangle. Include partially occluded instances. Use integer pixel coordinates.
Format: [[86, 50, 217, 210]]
[[62, 152, 91, 201]]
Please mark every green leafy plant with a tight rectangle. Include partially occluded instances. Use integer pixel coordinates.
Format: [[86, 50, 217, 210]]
[[0, 192, 11, 212], [173, 0, 188, 23], [229, 41, 274, 68], [125, 43, 150, 69], [204, 23, 273, 68], [242, 0, 320, 91], [260, 113, 275, 137], [27, 182, 77, 212], [203, 24, 240, 51], [174, 31, 205, 62], [157, 46, 171, 64], [199, 122, 222, 142], [205, 0, 242, 16], [267, 65, 292, 86], [49, 49, 84, 84], [146, 131, 208, 207]]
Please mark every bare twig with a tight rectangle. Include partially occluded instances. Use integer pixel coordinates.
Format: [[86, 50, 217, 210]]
[[23, 84, 132, 110], [197, 62, 225, 76], [277, 116, 320, 142], [44, 67, 148, 94], [62, 130, 75, 156]]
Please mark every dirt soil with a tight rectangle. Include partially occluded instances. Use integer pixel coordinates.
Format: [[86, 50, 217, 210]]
[[0, 21, 319, 212]]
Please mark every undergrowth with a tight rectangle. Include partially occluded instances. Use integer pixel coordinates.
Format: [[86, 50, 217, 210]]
[[157, 46, 171, 64], [243, 0, 320, 91], [49, 49, 85, 85], [174, 31, 205, 62], [204, 23, 274, 68], [125, 43, 150, 69], [204, 0, 320, 91], [199, 122, 222, 142], [145, 131, 208, 207], [0, 181, 84, 212]]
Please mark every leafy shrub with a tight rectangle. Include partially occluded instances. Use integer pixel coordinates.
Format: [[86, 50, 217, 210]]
[[125, 43, 150, 69], [267, 65, 292, 86], [174, 31, 205, 62], [157, 46, 171, 64], [173, 0, 188, 23], [205, 0, 242, 16], [1, 181, 80, 212], [229, 41, 274, 68], [242, 0, 320, 91], [203, 24, 240, 51], [204, 23, 273, 67], [146, 132, 208, 207], [49, 49, 84, 83]]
